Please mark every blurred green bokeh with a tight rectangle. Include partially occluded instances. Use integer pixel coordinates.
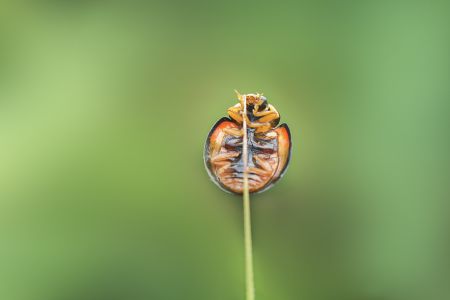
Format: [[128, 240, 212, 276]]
[[1, 1, 449, 300]]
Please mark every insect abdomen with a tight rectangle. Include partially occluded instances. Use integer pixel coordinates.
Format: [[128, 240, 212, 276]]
[[204, 118, 291, 194]]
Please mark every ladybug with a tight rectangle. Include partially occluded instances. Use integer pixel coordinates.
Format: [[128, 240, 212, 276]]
[[204, 91, 291, 194]]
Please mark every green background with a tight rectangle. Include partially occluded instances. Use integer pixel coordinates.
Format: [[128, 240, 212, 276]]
[[1, 1, 449, 300]]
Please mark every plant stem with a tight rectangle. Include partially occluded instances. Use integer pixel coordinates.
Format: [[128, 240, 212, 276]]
[[242, 94, 255, 300]]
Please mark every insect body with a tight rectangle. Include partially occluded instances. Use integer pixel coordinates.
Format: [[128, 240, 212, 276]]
[[204, 91, 291, 194]]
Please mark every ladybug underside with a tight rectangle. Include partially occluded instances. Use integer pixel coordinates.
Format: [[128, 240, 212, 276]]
[[205, 119, 290, 193], [204, 92, 291, 194]]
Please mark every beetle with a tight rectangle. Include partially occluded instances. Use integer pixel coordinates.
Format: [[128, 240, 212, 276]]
[[204, 91, 291, 194]]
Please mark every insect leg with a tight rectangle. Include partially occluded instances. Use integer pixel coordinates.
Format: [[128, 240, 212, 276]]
[[247, 166, 271, 176], [246, 121, 272, 133], [253, 104, 280, 124], [211, 152, 239, 176], [211, 152, 239, 163], [223, 127, 243, 137], [254, 156, 273, 173], [227, 104, 243, 123], [252, 109, 276, 117]]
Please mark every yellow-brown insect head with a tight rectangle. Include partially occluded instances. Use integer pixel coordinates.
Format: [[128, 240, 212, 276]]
[[234, 90, 265, 106]]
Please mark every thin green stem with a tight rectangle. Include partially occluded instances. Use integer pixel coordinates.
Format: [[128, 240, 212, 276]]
[[242, 94, 255, 300]]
